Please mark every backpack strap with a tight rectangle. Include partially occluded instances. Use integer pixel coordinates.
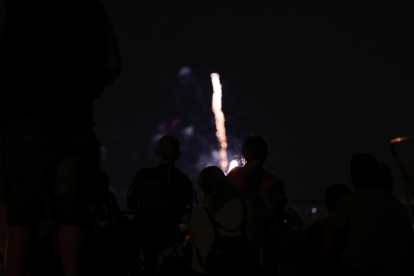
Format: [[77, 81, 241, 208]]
[[195, 207, 220, 269], [202, 206, 221, 235], [260, 191, 270, 208], [195, 202, 247, 269], [202, 202, 246, 233]]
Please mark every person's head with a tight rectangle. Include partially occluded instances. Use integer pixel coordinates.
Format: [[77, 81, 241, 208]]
[[198, 166, 231, 216], [379, 162, 393, 192], [324, 183, 352, 214], [241, 135, 269, 166], [350, 153, 381, 191], [156, 135, 181, 164]]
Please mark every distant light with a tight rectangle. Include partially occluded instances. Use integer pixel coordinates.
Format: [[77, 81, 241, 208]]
[[178, 66, 192, 76], [227, 160, 238, 174], [311, 207, 317, 213], [171, 119, 180, 128]]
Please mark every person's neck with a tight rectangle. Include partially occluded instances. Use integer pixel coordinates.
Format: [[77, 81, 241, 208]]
[[158, 159, 175, 166], [245, 160, 263, 168]]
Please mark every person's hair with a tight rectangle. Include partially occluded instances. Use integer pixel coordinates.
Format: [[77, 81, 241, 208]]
[[324, 183, 352, 213], [379, 162, 393, 192], [198, 166, 232, 216], [241, 135, 269, 164], [350, 153, 381, 191], [157, 135, 180, 161]]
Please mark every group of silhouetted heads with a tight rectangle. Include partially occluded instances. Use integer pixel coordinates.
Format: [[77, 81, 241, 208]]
[[157, 134, 393, 205]]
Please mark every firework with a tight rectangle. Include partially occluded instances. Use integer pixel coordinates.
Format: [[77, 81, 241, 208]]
[[211, 73, 228, 172]]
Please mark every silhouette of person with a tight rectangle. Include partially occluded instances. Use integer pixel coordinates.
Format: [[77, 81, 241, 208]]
[[226, 135, 286, 273], [127, 135, 193, 276], [0, 1, 120, 275], [306, 183, 351, 266], [330, 153, 412, 276]]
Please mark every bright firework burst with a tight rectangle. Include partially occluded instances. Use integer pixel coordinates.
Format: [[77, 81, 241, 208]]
[[228, 160, 239, 174], [211, 73, 228, 172]]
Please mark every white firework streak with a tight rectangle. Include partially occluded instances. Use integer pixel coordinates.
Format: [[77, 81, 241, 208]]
[[211, 73, 228, 172]]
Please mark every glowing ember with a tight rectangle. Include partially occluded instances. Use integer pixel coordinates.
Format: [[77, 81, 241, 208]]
[[227, 160, 239, 174], [211, 73, 228, 172]]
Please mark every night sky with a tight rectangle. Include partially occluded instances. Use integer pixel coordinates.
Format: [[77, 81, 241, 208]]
[[92, 1, 414, 215]]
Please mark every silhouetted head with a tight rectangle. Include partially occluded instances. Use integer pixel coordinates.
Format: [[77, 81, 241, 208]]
[[198, 166, 231, 216], [379, 162, 393, 192], [241, 135, 269, 165], [156, 135, 181, 163], [324, 183, 352, 213], [350, 153, 381, 191]]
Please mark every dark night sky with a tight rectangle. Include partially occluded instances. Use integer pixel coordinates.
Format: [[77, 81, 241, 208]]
[[92, 0, 414, 212]]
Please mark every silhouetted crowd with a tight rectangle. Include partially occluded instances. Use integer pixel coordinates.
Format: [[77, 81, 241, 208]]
[[0, 1, 413, 276]]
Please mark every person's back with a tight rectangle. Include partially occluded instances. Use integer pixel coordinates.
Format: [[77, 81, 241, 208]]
[[334, 186, 411, 275], [0, 1, 119, 275], [130, 164, 192, 237], [279, 206, 307, 276], [127, 135, 192, 275], [190, 198, 244, 274], [332, 154, 412, 276], [306, 183, 352, 263], [226, 135, 286, 272], [190, 166, 256, 275]]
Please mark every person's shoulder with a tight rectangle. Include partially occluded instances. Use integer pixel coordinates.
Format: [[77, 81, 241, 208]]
[[190, 207, 208, 221], [336, 191, 355, 206], [136, 166, 157, 174], [334, 193, 358, 220], [173, 167, 193, 183], [227, 166, 244, 176], [264, 173, 282, 185], [133, 166, 157, 179], [226, 197, 243, 208], [226, 167, 246, 189], [261, 172, 284, 193], [174, 167, 190, 177]]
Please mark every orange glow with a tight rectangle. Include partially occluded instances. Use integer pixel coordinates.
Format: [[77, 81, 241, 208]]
[[211, 73, 228, 172], [390, 135, 414, 144]]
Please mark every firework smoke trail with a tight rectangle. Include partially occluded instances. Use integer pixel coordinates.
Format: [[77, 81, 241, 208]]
[[211, 73, 229, 172]]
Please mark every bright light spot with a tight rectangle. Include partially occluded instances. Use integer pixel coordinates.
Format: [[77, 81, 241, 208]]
[[211, 73, 228, 172], [227, 160, 238, 174], [311, 207, 317, 214], [183, 126, 194, 137], [178, 66, 192, 76]]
